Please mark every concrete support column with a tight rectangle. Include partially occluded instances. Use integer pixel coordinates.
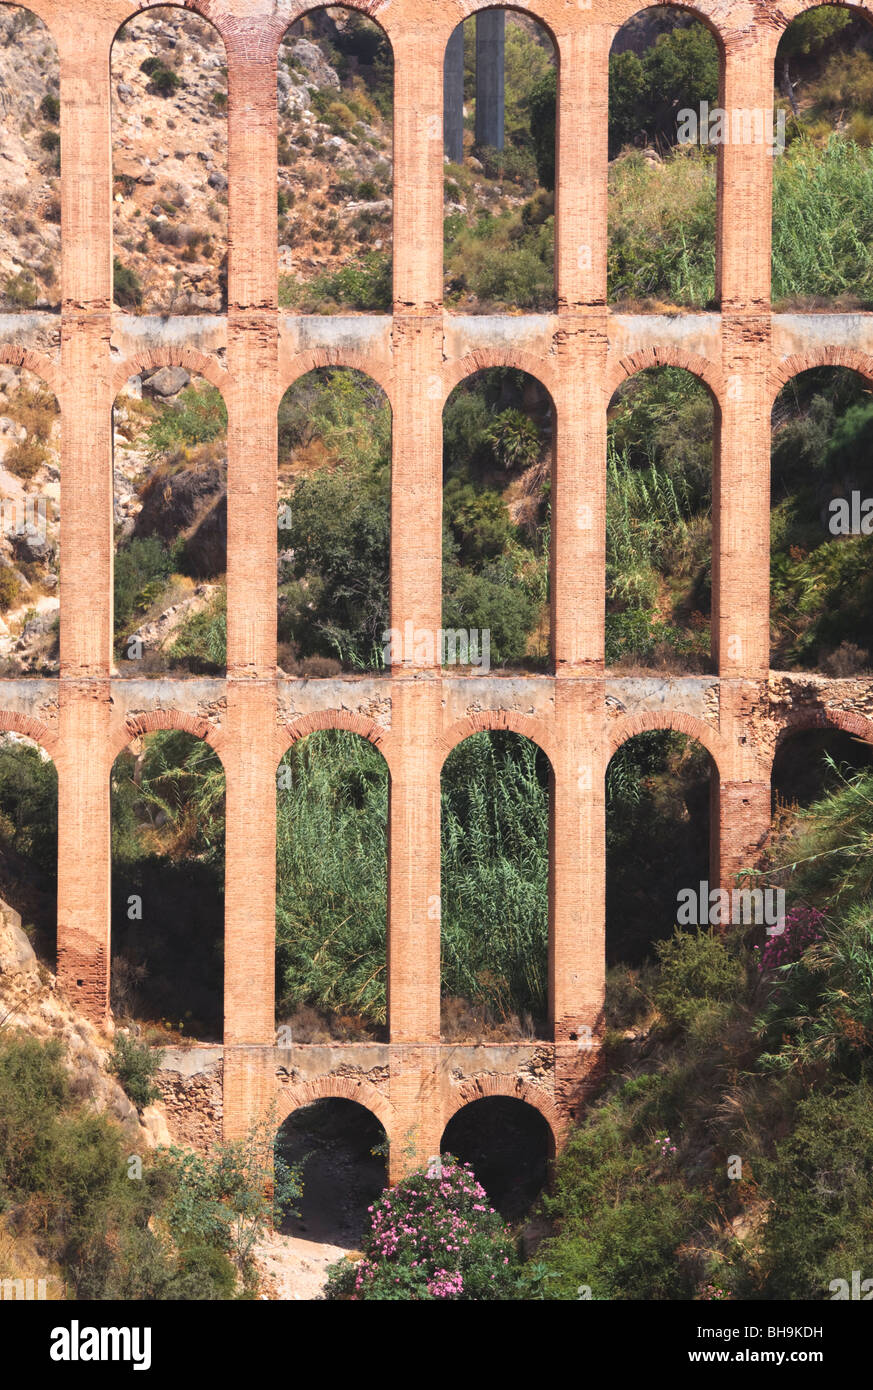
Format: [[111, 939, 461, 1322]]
[[475, 10, 504, 150], [555, 25, 610, 311], [443, 23, 464, 165], [393, 32, 443, 311]]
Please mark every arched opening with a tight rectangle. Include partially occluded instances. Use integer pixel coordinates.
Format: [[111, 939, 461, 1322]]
[[110, 729, 225, 1041], [606, 731, 715, 967], [441, 731, 549, 1040], [443, 8, 556, 313], [278, 7, 393, 313], [773, 6, 873, 309], [440, 1097, 552, 1219], [111, 7, 228, 315], [608, 8, 721, 309], [442, 368, 551, 673], [0, 732, 56, 967], [770, 366, 873, 673], [0, 366, 60, 676], [275, 1099, 387, 1254], [772, 726, 873, 816], [113, 369, 227, 676], [607, 366, 714, 671], [277, 368, 390, 674], [276, 730, 387, 1041], [0, 6, 60, 313]]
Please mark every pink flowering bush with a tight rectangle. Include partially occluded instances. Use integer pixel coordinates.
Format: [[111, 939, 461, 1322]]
[[754, 905, 825, 973], [325, 1157, 521, 1300]]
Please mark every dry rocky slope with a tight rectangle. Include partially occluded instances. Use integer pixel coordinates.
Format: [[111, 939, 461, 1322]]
[[0, 893, 172, 1150], [0, 6, 395, 315]]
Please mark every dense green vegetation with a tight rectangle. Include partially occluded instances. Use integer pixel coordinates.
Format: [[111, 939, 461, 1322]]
[[0, 1030, 300, 1298], [275, 728, 548, 1038], [110, 730, 225, 1037], [276, 366, 550, 673], [534, 757, 873, 1300], [114, 381, 228, 675]]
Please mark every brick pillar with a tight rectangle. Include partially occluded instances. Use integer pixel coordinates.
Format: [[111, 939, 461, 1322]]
[[552, 25, 609, 674], [55, 26, 115, 1025], [443, 23, 464, 164], [555, 24, 609, 312], [389, 322, 443, 670], [715, 321, 771, 680], [551, 683, 605, 1042], [553, 325, 607, 674], [386, 683, 442, 1177], [715, 39, 774, 681], [392, 31, 443, 312], [222, 38, 278, 1072], [475, 9, 504, 151], [387, 683, 441, 1046], [716, 41, 775, 313]]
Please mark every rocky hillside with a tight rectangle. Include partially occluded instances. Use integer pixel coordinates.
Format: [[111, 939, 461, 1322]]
[[0, 8, 61, 311]]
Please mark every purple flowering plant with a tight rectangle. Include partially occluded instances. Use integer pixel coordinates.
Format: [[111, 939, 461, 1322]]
[[325, 1156, 520, 1300]]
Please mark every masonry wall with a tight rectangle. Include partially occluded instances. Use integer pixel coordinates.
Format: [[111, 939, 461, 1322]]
[[4, 0, 873, 1181]]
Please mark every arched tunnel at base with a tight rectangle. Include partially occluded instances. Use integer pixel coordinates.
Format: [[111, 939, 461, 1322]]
[[440, 1097, 553, 1221], [276, 1099, 388, 1248]]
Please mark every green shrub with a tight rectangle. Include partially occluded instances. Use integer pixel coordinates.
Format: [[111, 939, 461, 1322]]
[[114, 535, 175, 638], [653, 927, 747, 1032], [0, 565, 21, 611], [168, 588, 227, 674], [757, 1084, 873, 1299], [107, 1033, 163, 1111], [40, 93, 60, 123], [145, 384, 227, 456], [3, 271, 37, 309], [4, 438, 46, 480], [140, 57, 181, 97], [113, 257, 142, 309], [326, 1158, 521, 1300]]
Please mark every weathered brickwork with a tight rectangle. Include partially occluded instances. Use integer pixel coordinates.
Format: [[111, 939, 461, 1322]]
[[5, 0, 873, 1180]]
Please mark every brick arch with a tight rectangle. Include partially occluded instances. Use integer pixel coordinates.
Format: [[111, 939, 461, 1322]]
[[439, 710, 555, 768], [278, 352, 394, 411], [610, 2, 728, 53], [607, 347, 722, 406], [608, 709, 725, 776], [112, 709, 224, 761], [443, 350, 556, 406], [442, 1074, 562, 1145], [281, 708, 388, 755], [0, 710, 58, 758], [0, 345, 61, 398], [275, 1074, 394, 1134], [272, 0, 396, 53], [773, 1, 873, 35], [113, 3, 226, 40], [449, 2, 559, 50], [771, 706, 873, 770], [770, 349, 873, 405], [111, 348, 228, 399]]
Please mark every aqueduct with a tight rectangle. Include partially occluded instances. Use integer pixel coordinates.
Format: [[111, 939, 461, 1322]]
[[3, 0, 873, 1180]]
